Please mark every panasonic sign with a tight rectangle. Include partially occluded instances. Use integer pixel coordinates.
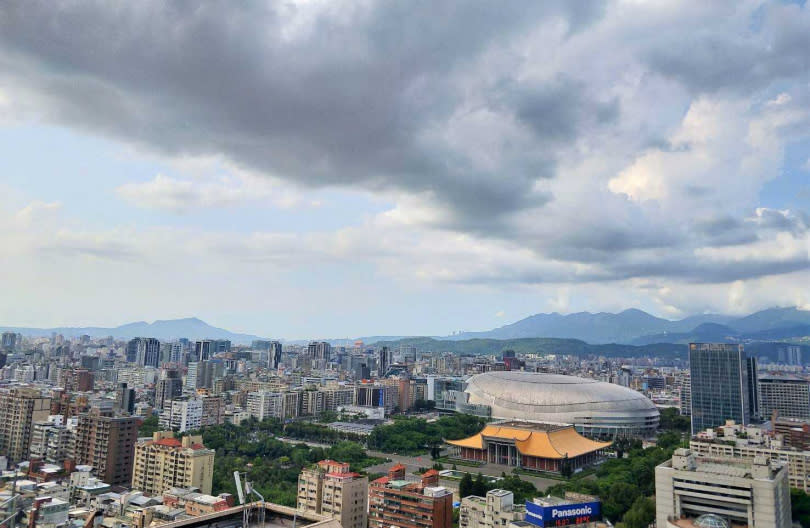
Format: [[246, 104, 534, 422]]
[[525, 500, 601, 527]]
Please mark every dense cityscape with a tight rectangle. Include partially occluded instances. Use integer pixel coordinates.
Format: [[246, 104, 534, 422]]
[[1, 326, 810, 528]]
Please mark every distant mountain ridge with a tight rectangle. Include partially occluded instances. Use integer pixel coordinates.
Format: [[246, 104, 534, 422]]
[[446, 307, 810, 345], [4, 306, 810, 346], [0, 317, 264, 344]]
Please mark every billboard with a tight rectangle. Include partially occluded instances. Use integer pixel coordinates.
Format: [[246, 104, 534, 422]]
[[525, 500, 601, 527]]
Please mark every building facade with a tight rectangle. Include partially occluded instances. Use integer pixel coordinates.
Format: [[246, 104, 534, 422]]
[[689, 343, 758, 434], [759, 375, 810, 420], [655, 448, 791, 528], [132, 432, 215, 496], [459, 489, 525, 528], [369, 465, 453, 528], [298, 460, 368, 528], [74, 410, 139, 486], [0, 386, 51, 462]]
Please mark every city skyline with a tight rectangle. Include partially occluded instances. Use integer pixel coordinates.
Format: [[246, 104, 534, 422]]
[[2, 1, 810, 337]]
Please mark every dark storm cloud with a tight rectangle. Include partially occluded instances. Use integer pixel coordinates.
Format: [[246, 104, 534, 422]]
[[3, 0, 810, 291], [645, 4, 810, 95], [0, 0, 606, 225]]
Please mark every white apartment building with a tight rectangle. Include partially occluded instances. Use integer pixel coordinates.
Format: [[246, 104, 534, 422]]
[[160, 398, 203, 432], [247, 391, 299, 420], [459, 489, 525, 528], [655, 448, 791, 528]]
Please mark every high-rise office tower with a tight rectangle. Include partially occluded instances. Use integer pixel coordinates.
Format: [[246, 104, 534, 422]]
[[74, 410, 139, 486], [195, 340, 213, 361], [126, 338, 139, 363], [378, 346, 391, 377], [269, 341, 283, 370], [0, 386, 51, 462], [155, 368, 183, 410], [759, 375, 810, 420], [689, 343, 758, 434], [132, 432, 215, 496], [197, 360, 224, 390], [117, 383, 136, 414], [1, 331, 17, 350], [307, 341, 331, 361], [128, 337, 161, 368]]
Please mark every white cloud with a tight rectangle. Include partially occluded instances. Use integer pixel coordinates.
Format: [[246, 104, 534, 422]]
[[115, 173, 315, 212]]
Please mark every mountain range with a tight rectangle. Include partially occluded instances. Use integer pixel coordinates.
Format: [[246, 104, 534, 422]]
[[3, 307, 810, 345], [0, 317, 263, 343], [444, 307, 810, 345]]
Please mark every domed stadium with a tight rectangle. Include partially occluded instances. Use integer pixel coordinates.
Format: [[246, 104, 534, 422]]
[[463, 371, 659, 438]]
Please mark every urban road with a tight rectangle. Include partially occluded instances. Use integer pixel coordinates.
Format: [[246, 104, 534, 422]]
[[276, 437, 563, 494]]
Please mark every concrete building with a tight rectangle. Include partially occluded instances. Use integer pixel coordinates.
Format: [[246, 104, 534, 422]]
[[369, 465, 453, 528], [691, 420, 810, 492], [0, 386, 51, 462], [298, 460, 368, 528], [689, 343, 759, 434], [774, 418, 810, 451], [459, 489, 525, 528], [247, 391, 300, 420], [160, 398, 203, 432], [74, 410, 139, 486], [269, 341, 283, 370], [155, 369, 183, 410], [655, 448, 790, 528], [132, 431, 215, 496], [30, 416, 74, 464], [130, 337, 161, 368], [759, 375, 810, 420], [117, 382, 136, 415]]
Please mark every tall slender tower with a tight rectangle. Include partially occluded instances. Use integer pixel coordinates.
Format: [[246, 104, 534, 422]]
[[689, 343, 758, 434]]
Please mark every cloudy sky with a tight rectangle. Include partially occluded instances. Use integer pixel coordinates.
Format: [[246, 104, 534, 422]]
[[1, 0, 810, 338]]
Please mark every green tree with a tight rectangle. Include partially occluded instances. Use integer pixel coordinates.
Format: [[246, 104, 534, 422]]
[[138, 415, 161, 437], [621, 496, 655, 528], [459, 472, 474, 498], [603, 482, 640, 522], [473, 473, 488, 496], [792, 489, 810, 528]]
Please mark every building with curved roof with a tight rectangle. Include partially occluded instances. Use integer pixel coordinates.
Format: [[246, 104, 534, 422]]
[[461, 371, 659, 438], [446, 422, 611, 472]]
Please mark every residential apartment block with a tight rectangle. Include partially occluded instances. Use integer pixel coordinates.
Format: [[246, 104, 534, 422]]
[[74, 410, 139, 486], [132, 432, 215, 496], [298, 460, 368, 528], [459, 489, 525, 528], [369, 465, 453, 528], [0, 386, 51, 462]]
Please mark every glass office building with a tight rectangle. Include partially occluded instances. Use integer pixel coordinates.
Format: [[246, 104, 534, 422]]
[[689, 343, 758, 434]]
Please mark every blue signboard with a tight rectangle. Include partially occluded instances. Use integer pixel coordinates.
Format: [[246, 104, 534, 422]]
[[525, 500, 601, 527]]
